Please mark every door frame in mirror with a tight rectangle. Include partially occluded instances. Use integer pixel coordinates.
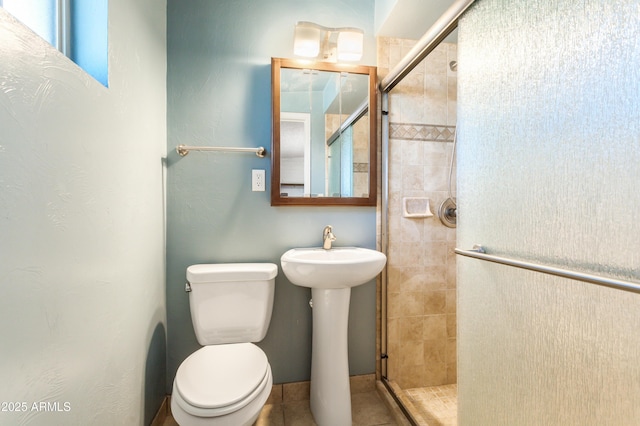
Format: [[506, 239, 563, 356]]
[[271, 57, 378, 206]]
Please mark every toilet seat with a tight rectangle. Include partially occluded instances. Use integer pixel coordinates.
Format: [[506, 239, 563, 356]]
[[173, 343, 270, 417]]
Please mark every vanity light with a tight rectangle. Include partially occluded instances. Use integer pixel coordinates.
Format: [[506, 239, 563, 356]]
[[337, 28, 364, 61], [293, 22, 321, 58], [293, 21, 364, 62]]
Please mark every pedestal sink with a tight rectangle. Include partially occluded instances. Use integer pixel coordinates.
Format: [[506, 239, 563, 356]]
[[281, 247, 387, 426]]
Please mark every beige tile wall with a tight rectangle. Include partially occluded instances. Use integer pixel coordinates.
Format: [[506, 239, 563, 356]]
[[378, 37, 458, 389]]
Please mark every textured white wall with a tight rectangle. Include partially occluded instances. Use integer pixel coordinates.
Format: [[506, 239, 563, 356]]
[[457, 0, 640, 424], [0, 1, 167, 424]]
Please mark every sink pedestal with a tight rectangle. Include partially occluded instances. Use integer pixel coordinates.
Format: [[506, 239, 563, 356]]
[[280, 246, 387, 426], [310, 287, 352, 426]]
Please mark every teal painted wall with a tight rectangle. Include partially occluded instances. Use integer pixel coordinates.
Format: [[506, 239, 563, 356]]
[[166, 0, 377, 386]]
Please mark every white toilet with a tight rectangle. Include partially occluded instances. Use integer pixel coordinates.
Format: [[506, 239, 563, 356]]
[[171, 263, 278, 426]]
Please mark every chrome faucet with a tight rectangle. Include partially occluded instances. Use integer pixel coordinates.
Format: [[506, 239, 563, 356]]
[[322, 225, 336, 250]]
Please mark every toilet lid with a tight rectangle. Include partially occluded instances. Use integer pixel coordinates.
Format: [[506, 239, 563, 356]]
[[175, 343, 269, 410]]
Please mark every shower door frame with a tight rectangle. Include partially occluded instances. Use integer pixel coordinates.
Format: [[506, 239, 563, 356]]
[[378, 0, 476, 422]]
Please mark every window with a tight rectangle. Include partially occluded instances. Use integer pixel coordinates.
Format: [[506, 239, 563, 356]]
[[0, 0, 108, 87]]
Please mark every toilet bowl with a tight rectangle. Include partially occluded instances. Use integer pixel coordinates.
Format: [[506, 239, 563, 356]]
[[171, 344, 272, 426], [171, 263, 277, 426]]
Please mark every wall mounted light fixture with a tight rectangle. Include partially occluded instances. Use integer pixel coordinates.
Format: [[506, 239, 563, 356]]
[[293, 21, 364, 62]]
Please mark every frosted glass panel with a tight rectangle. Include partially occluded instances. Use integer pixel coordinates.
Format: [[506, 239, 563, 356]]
[[328, 135, 341, 196], [327, 128, 354, 197], [2, 0, 57, 46], [340, 128, 354, 197], [457, 0, 640, 424]]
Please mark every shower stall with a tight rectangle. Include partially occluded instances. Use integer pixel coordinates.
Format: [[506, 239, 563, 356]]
[[377, 1, 475, 424], [379, 0, 640, 424]]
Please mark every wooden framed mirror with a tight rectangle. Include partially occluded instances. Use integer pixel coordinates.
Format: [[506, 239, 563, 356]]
[[271, 58, 377, 206]]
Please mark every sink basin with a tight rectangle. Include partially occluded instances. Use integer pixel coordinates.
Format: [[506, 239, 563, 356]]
[[281, 247, 387, 289]]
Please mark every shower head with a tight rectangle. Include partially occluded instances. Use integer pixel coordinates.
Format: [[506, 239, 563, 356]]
[[449, 61, 457, 72]]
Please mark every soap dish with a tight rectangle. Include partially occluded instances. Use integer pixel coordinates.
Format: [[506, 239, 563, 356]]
[[402, 197, 434, 218]]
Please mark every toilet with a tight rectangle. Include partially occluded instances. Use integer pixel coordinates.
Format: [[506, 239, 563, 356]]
[[171, 263, 278, 426]]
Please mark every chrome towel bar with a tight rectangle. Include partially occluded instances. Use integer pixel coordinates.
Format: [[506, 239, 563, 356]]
[[455, 245, 640, 294], [176, 145, 266, 158]]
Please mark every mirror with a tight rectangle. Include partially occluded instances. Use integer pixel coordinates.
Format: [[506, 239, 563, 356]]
[[271, 58, 377, 206]]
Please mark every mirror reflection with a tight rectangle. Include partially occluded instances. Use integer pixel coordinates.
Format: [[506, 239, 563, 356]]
[[271, 58, 377, 206]]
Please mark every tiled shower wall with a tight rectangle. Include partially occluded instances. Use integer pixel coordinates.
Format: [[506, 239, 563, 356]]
[[378, 38, 458, 389]]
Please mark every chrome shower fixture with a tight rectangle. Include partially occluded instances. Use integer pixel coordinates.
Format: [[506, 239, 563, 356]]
[[438, 197, 457, 228]]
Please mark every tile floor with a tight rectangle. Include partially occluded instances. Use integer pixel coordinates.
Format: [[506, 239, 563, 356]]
[[162, 383, 400, 426], [404, 384, 457, 426]]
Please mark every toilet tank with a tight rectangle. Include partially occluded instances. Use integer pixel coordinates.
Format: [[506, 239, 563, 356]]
[[186, 263, 277, 346]]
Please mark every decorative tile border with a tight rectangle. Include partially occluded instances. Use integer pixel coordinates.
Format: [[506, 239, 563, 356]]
[[354, 162, 369, 173], [390, 123, 456, 142]]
